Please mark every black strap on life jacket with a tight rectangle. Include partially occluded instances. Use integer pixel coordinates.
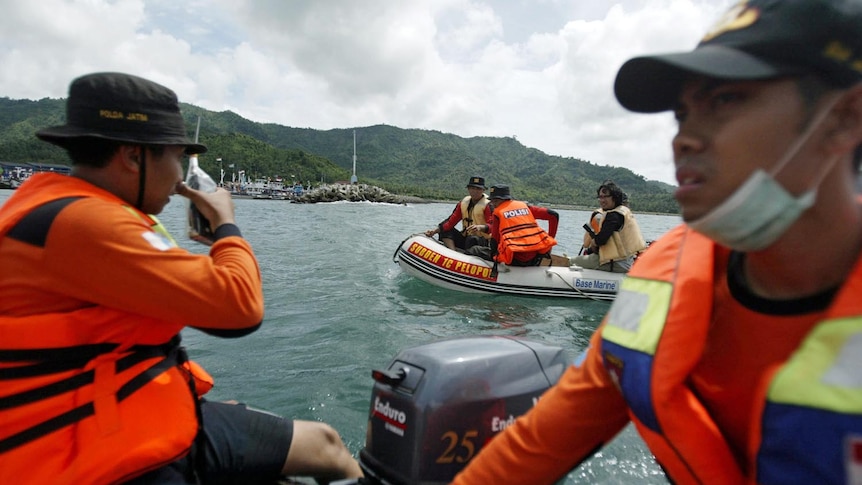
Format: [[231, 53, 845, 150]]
[[5, 197, 83, 247], [173, 345, 206, 483], [490, 244, 500, 278], [462, 199, 477, 236], [0, 336, 184, 453], [501, 222, 546, 243]]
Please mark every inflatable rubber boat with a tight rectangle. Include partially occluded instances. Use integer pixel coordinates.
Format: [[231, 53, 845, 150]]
[[393, 234, 624, 300]]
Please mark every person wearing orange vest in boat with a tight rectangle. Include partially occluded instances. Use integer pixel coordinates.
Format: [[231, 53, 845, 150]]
[[424, 175, 493, 252], [472, 184, 560, 266], [0, 72, 362, 485], [453, 1, 862, 484], [569, 180, 647, 273]]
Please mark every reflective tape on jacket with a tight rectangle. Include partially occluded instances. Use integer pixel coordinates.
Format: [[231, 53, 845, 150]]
[[601, 278, 672, 432], [757, 317, 862, 484]]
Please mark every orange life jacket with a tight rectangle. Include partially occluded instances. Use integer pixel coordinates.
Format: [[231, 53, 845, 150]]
[[582, 210, 604, 249], [600, 225, 862, 484], [492, 200, 556, 264], [0, 176, 212, 484]]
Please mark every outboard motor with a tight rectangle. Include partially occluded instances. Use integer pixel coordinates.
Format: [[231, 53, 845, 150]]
[[357, 335, 569, 485]]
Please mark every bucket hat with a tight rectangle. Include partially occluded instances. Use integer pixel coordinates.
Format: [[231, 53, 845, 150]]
[[37, 72, 206, 154], [489, 184, 512, 200], [614, 0, 862, 113], [466, 176, 486, 189]]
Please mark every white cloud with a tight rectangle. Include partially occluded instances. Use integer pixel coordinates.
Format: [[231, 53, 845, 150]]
[[0, 0, 734, 185]]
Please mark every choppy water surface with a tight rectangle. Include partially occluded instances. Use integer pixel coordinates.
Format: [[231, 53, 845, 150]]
[[0, 189, 680, 484]]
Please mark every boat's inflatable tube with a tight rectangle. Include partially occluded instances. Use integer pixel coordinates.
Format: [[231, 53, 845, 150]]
[[394, 234, 623, 300]]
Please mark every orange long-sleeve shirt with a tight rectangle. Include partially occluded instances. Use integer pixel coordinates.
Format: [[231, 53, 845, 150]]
[[0, 173, 263, 330]]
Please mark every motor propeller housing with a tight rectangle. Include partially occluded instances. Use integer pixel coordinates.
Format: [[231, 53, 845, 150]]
[[357, 336, 569, 485]]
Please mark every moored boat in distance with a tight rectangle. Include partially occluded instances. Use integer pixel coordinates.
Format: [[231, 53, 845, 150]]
[[393, 234, 624, 300], [225, 178, 295, 200]]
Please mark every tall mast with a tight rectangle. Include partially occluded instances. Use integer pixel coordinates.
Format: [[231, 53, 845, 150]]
[[350, 129, 358, 184], [193, 115, 201, 143]]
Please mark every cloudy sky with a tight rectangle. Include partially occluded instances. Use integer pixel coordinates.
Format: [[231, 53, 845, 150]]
[[0, 0, 734, 185]]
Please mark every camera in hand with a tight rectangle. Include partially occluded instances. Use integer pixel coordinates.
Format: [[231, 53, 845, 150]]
[[186, 155, 217, 246], [188, 202, 214, 245]]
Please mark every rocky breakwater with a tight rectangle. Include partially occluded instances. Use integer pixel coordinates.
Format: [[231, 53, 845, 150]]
[[293, 183, 425, 204]]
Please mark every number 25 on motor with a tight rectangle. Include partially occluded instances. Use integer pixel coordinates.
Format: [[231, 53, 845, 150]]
[[436, 430, 479, 464]]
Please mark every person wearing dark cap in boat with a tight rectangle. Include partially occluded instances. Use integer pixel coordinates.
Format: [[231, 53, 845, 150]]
[[570, 180, 647, 273], [471, 184, 564, 266], [0, 72, 362, 484], [424, 175, 493, 252], [454, 1, 862, 483]]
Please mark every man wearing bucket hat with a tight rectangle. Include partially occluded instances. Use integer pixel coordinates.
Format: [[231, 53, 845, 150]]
[[455, 1, 862, 483], [0, 72, 362, 484], [424, 175, 493, 252], [469, 184, 564, 267]]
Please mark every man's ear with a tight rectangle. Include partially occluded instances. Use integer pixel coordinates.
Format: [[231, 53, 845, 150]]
[[827, 84, 862, 155], [119, 145, 143, 173]]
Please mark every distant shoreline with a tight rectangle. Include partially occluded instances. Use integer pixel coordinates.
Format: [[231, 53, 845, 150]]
[[421, 198, 678, 216]]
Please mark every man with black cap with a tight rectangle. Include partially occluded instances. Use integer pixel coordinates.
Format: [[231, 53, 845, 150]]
[[454, 1, 862, 483], [424, 175, 493, 252], [0, 72, 362, 484]]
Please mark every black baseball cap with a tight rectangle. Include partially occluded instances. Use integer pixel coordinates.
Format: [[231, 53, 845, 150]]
[[37, 72, 207, 154], [614, 0, 862, 113]]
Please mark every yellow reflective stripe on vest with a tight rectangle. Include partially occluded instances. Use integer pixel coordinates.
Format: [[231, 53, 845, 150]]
[[769, 317, 862, 413], [602, 277, 672, 355], [148, 215, 178, 247], [121, 206, 178, 248]]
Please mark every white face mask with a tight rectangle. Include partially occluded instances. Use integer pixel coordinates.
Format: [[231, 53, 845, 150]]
[[687, 96, 840, 252], [687, 170, 816, 251]]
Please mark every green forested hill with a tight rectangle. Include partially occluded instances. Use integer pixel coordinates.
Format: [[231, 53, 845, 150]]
[[0, 97, 679, 213]]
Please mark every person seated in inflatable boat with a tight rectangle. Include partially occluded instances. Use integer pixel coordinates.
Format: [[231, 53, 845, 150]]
[[467, 184, 568, 267], [569, 180, 647, 273], [424, 175, 493, 253]]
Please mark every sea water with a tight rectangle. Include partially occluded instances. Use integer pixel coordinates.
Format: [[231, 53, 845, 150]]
[[0, 188, 680, 484]]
